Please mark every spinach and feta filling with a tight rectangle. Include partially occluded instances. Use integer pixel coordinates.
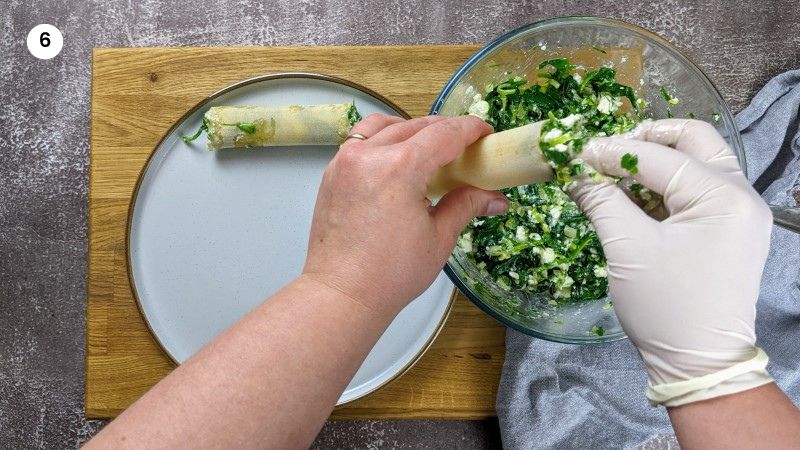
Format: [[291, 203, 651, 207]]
[[460, 58, 647, 303], [458, 183, 608, 301]]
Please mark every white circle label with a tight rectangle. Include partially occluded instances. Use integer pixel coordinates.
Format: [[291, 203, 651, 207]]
[[27, 24, 63, 60]]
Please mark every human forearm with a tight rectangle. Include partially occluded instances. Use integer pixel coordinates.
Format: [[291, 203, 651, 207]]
[[86, 114, 506, 448], [87, 275, 396, 449], [668, 383, 800, 449]]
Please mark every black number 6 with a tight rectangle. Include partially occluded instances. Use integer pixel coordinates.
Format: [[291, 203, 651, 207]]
[[40, 32, 50, 47]]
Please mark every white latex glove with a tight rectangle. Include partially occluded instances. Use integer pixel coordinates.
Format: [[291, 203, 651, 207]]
[[571, 119, 774, 407]]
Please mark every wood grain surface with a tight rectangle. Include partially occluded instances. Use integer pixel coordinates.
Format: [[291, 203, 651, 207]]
[[87, 45, 510, 420]]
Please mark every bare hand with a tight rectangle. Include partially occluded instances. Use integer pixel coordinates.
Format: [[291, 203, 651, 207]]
[[303, 114, 509, 317]]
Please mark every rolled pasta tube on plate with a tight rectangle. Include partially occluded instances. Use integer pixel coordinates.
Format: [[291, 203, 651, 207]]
[[202, 103, 359, 149]]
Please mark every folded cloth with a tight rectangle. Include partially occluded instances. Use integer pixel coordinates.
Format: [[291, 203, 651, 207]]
[[497, 69, 800, 450]]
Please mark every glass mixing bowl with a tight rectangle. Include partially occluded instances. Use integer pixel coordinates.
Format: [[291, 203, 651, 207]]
[[431, 17, 744, 344]]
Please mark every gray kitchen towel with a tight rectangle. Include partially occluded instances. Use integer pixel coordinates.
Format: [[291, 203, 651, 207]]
[[497, 69, 800, 450]]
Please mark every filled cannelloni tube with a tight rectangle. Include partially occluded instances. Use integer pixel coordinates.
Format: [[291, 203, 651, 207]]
[[183, 103, 361, 150]]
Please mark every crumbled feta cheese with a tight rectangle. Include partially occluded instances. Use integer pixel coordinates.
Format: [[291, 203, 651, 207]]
[[597, 94, 622, 114], [515, 226, 527, 242], [593, 265, 608, 278], [554, 143, 568, 152], [467, 94, 490, 120], [541, 247, 556, 264], [564, 226, 577, 238], [457, 232, 473, 253], [541, 128, 563, 143], [559, 113, 582, 128], [509, 271, 520, 281], [549, 206, 562, 223]]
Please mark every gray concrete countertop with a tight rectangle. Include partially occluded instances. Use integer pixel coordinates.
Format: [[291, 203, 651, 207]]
[[1, 1, 798, 448]]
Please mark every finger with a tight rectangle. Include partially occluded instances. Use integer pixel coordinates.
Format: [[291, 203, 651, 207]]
[[627, 119, 741, 174], [405, 115, 494, 177], [433, 186, 508, 243], [568, 179, 657, 261], [366, 116, 449, 146], [347, 113, 405, 141], [580, 137, 724, 214]]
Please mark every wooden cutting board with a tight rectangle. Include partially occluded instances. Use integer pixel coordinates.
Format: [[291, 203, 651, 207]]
[[87, 45, 509, 419]]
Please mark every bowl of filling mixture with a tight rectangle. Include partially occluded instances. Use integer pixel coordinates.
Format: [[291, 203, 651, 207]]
[[431, 17, 744, 343]]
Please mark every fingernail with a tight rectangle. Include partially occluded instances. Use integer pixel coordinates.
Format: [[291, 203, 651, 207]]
[[485, 198, 509, 216]]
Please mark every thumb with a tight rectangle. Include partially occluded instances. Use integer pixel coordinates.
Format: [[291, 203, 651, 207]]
[[433, 186, 509, 239]]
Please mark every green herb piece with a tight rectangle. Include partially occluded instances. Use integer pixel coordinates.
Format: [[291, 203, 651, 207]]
[[659, 86, 680, 105], [235, 122, 257, 134], [538, 58, 577, 80], [688, 112, 696, 119], [348, 101, 362, 126], [621, 153, 639, 174], [219, 121, 259, 134], [666, 109, 674, 118], [602, 302, 613, 310], [659, 86, 671, 101], [591, 325, 606, 336], [182, 116, 209, 143], [630, 182, 643, 193], [591, 45, 607, 54], [712, 112, 721, 123]]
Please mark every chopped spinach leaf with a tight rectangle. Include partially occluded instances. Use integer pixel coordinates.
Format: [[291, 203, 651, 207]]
[[659, 86, 680, 105], [621, 153, 639, 174], [182, 116, 209, 143], [348, 101, 362, 126], [235, 122, 257, 134], [591, 325, 606, 336]]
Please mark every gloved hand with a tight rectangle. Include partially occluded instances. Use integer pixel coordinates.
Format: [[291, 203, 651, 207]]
[[571, 119, 774, 407]]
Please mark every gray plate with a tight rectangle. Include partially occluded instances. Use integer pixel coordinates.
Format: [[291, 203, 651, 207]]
[[128, 74, 454, 404]]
